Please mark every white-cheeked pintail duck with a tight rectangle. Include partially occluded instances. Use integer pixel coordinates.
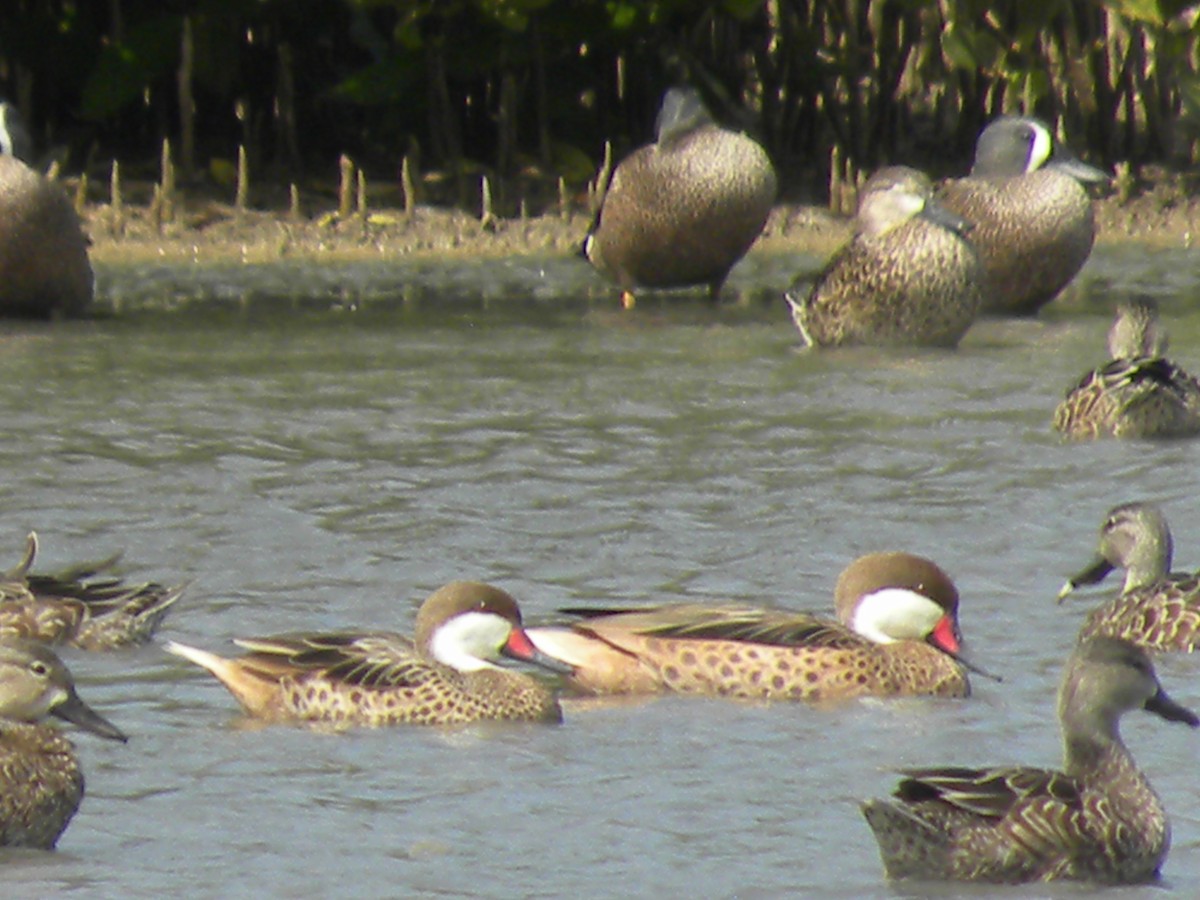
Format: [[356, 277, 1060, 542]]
[[165, 581, 568, 727]]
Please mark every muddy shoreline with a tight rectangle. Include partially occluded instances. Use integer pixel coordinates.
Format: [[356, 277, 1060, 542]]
[[83, 175, 1200, 268]]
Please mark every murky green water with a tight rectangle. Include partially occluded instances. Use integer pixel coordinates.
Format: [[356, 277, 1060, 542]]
[[3, 246, 1200, 896]]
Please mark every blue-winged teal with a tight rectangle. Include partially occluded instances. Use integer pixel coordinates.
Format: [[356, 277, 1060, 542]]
[[165, 581, 568, 727], [0, 153, 93, 318], [1058, 501, 1200, 650], [583, 86, 777, 304], [861, 636, 1196, 883], [1054, 299, 1200, 439], [0, 638, 127, 849], [0, 532, 183, 651], [0, 102, 93, 318], [784, 166, 983, 347], [526, 552, 993, 701], [937, 115, 1110, 316]]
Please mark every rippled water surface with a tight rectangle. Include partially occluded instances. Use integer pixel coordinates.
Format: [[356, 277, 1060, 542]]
[[5, 246, 1200, 897]]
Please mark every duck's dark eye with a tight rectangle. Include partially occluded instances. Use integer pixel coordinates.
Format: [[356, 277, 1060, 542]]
[[29, 661, 49, 677]]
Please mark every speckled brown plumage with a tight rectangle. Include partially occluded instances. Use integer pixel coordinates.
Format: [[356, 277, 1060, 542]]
[[862, 637, 1196, 884], [0, 720, 85, 848], [234, 632, 561, 726], [0, 533, 182, 651], [1078, 580, 1200, 651], [166, 581, 563, 728], [936, 116, 1108, 316], [1054, 300, 1200, 440], [0, 155, 93, 318], [786, 166, 983, 348], [939, 170, 1093, 314], [0, 639, 127, 849], [1060, 502, 1200, 651], [584, 87, 776, 297], [527, 552, 972, 702], [557, 616, 966, 702]]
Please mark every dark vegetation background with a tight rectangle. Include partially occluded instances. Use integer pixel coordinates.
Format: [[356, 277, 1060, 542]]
[[3, 1, 1197, 213]]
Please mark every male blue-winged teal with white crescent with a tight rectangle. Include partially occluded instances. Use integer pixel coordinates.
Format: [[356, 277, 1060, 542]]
[[861, 636, 1197, 883], [937, 115, 1110, 315], [526, 552, 993, 702], [165, 581, 567, 727], [583, 86, 777, 305], [784, 166, 983, 347]]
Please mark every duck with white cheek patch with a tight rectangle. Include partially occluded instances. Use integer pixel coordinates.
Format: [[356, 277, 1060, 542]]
[[165, 581, 569, 727], [527, 552, 997, 701]]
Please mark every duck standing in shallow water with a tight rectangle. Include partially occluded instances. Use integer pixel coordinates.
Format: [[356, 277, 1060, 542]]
[[784, 166, 983, 348], [0, 638, 127, 849], [1054, 299, 1200, 439], [861, 637, 1197, 884], [0, 532, 183, 651], [1058, 501, 1200, 650], [0, 101, 93, 318], [526, 552, 993, 701], [583, 86, 777, 305], [165, 581, 568, 727], [938, 115, 1110, 315]]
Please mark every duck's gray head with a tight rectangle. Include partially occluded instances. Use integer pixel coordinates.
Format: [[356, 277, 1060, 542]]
[[0, 100, 33, 163], [655, 87, 714, 146], [970, 115, 1109, 186], [857, 166, 973, 238], [1107, 298, 1168, 359], [1059, 636, 1198, 745], [0, 639, 127, 741], [859, 166, 935, 201], [1058, 501, 1174, 599]]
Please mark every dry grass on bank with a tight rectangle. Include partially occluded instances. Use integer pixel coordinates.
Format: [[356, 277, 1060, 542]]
[[72, 164, 1200, 268]]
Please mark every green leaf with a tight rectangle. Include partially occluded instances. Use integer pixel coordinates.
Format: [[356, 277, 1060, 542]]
[[721, 0, 764, 19], [1098, 0, 1163, 26], [942, 22, 1001, 72], [941, 23, 977, 70], [1178, 74, 1200, 118], [332, 55, 423, 106], [81, 15, 181, 120], [607, 2, 640, 30]]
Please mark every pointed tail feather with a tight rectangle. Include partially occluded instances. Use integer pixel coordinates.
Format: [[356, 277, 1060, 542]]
[[164, 640, 281, 717], [2, 532, 38, 581], [72, 582, 187, 650], [525, 627, 660, 694]]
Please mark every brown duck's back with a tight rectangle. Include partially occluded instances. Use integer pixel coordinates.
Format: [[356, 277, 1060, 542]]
[[0, 156, 93, 318], [588, 125, 776, 290], [536, 605, 968, 701], [798, 216, 982, 347], [937, 169, 1094, 315]]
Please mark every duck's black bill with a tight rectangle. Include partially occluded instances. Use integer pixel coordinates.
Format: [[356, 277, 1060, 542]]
[[52, 689, 129, 743], [950, 648, 1003, 684], [1145, 688, 1200, 727], [1057, 555, 1116, 603]]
